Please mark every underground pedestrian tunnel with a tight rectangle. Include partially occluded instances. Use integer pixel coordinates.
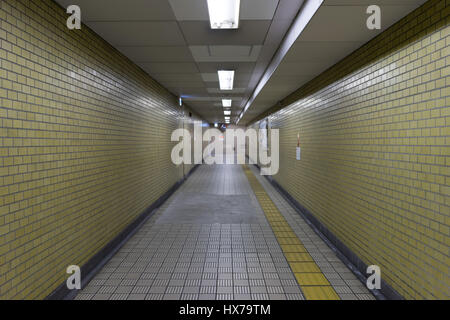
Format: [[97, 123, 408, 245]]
[[0, 0, 448, 301]]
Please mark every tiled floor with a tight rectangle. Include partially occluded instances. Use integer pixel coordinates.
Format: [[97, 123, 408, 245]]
[[247, 165, 375, 300], [74, 164, 374, 300]]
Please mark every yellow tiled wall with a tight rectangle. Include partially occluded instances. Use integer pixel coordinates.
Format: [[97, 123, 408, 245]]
[[0, 0, 202, 299], [182, 113, 205, 175], [251, 0, 449, 299]]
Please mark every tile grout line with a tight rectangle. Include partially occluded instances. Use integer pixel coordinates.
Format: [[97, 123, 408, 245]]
[[242, 165, 340, 300]]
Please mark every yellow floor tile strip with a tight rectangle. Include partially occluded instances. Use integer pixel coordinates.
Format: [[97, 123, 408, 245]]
[[242, 165, 340, 300]]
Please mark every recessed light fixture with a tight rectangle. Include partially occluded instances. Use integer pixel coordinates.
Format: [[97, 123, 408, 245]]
[[222, 99, 232, 107], [214, 123, 218, 127], [224, 110, 231, 116], [218, 70, 234, 90], [207, 0, 240, 29]]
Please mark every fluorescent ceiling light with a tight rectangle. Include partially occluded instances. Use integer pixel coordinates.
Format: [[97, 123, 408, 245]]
[[207, 0, 240, 29], [218, 70, 234, 90], [224, 117, 230, 120], [222, 99, 232, 107], [224, 110, 231, 115]]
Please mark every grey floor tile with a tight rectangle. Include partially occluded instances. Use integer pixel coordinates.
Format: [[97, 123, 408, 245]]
[[200, 286, 216, 294], [115, 286, 133, 294], [183, 287, 200, 294], [75, 293, 94, 300], [216, 293, 234, 300], [265, 279, 282, 286], [74, 164, 374, 301], [269, 293, 286, 300], [145, 293, 163, 300], [92, 293, 112, 300], [149, 286, 166, 294], [135, 279, 154, 286], [286, 293, 305, 300], [109, 293, 129, 300], [250, 286, 268, 294], [357, 293, 376, 300], [251, 293, 269, 300], [82, 286, 100, 294], [127, 294, 147, 300], [234, 279, 250, 286], [283, 286, 302, 294], [166, 286, 183, 294], [217, 287, 233, 294], [339, 293, 358, 300], [163, 293, 181, 300], [181, 293, 198, 300]]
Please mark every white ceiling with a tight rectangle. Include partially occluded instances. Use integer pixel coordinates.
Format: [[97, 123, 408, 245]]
[[55, 0, 305, 123], [55, 0, 427, 124]]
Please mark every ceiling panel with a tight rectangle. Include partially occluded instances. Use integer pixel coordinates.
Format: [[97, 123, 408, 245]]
[[138, 62, 199, 74], [56, 0, 176, 21], [169, 0, 279, 20], [189, 45, 262, 62], [268, 75, 314, 86], [168, 88, 211, 96], [256, 83, 302, 95], [200, 73, 253, 83], [167, 0, 209, 20], [207, 88, 247, 94], [159, 80, 206, 88], [148, 74, 203, 82], [183, 96, 243, 102], [296, 5, 424, 42], [283, 41, 363, 62], [117, 46, 195, 63], [210, 45, 252, 57], [86, 21, 186, 46], [240, 0, 280, 20], [275, 62, 332, 76], [200, 73, 219, 82], [196, 62, 256, 73], [179, 21, 272, 45]]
